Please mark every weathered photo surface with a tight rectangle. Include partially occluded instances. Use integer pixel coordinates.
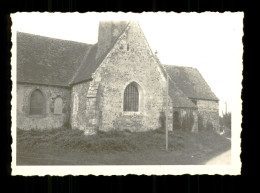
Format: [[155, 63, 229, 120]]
[[11, 12, 243, 175]]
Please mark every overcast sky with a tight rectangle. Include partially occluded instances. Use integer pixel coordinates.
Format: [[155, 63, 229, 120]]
[[11, 12, 243, 115]]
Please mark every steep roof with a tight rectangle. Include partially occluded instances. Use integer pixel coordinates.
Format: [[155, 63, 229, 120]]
[[152, 55, 197, 109], [71, 43, 98, 84], [168, 79, 198, 109], [164, 65, 219, 101], [17, 32, 92, 87], [71, 21, 130, 85]]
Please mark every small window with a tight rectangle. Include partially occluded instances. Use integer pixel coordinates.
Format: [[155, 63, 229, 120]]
[[29, 89, 45, 115], [124, 83, 139, 112], [54, 97, 63, 114], [127, 44, 129, 51]]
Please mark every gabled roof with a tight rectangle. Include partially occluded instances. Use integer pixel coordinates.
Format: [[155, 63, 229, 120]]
[[153, 55, 197, 109], [168, 79, 198, 109], [164, 65, 219, 101], [70, 44, 98, 84], [17, 32, 92, 87], [71, 21, 130, 85]]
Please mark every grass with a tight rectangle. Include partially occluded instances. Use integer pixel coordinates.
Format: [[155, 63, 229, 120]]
[[16, 127, 231, 165]]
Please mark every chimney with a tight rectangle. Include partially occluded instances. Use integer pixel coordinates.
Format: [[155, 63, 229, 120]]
[[96, 21, 129, 60]]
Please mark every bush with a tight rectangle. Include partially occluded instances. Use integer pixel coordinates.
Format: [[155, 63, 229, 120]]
[[17, 124, 231, 163], [198, 115, 215, 131], [181, 112, 194, 131], [219, 112, 231, 129], [17, 126, 183, 153], [173, 111, 181, 130], [206, 122, 213, 130], [158, 111, 166, 132]]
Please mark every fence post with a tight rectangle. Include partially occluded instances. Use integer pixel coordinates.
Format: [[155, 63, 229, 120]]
[[166, 74, 169, 151]]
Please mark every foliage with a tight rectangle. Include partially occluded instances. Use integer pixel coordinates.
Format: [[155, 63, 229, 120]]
[[206, 122, 213, 130], [17, 126, 231, 165], [181, 112, 194, 131], [158, 111, 166, 132], [173, 111, 181, 130], [17, 123, 231, 153], [198, 115, 213, 131], [219, 112, 231, 129], [198, 115, 204, 131]]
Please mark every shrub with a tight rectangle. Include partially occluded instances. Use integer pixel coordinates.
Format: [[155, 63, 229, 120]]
[[181, 112, 194, 131], [198, 115, 215, 131], [17, 124, 231, 159], [219, 112, 231, 129], [206, 122, 213, 130], [159, 111, 166, 131], [173, 111, 181, 130]]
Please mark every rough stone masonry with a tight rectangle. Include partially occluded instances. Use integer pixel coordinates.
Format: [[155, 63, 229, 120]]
[[16, 21, 219, 134]]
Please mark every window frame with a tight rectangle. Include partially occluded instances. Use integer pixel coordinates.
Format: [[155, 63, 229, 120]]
[[122, 81, 144, 115], [28, 88, 47, 117], [123, 83, 139, 112]]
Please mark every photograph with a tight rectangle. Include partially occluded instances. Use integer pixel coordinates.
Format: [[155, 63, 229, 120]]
[[11, 12, 243, 175]]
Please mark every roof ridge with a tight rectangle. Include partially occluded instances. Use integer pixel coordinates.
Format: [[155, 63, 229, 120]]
[[163, 64, 197, 69], [17, 31, 93, 46], [165, 64, 219, 101]]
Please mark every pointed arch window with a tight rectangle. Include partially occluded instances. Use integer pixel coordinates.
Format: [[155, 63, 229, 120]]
[[29, 89, 45, 115], [124, 83, 139, 112]]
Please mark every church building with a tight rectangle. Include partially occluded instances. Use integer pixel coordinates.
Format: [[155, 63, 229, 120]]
[[16, 21, 219, 135]]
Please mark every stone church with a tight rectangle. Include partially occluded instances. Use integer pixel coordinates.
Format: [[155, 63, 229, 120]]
[[16, 21, 219, 135]]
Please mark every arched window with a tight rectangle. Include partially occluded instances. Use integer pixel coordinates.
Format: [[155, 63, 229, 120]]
[[124, 82, 139, 112], [29, 89, 45, 115], [54, 97, 63, 114]]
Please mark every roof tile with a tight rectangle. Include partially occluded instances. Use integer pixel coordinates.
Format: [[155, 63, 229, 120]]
[[164, 65, 219, 101], [17, 32, 92, 87]]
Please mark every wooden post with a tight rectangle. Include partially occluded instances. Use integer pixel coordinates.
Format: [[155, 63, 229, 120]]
[[166, 74, 169, 152]]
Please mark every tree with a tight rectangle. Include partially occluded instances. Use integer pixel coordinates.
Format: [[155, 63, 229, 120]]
[[219, 111, 231, 129]]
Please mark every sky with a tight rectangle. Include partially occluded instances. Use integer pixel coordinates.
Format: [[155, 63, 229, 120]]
[[11, 12, 244, 115]]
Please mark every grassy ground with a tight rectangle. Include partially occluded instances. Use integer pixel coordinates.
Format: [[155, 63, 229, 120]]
[[16, 127, 231, 165]]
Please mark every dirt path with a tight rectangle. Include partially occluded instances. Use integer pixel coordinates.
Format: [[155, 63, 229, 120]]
[[205, 149, 231, 165]]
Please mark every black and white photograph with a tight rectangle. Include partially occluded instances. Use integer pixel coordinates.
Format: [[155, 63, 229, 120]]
[[11, 12, 243, 175]]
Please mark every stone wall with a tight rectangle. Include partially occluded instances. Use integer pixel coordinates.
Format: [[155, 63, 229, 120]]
[[197, 99, 219, 131], [17, 83, 70, 130], [96, 21, 128, 60], [71, 82, 90, 131], [89, 22, 167, 132], [71, 79, 104, 135]]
